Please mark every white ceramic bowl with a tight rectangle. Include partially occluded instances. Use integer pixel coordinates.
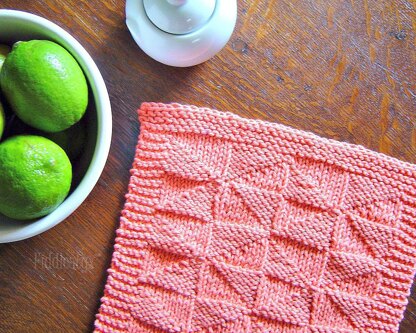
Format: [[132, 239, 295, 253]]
[[0, 10, 112, 243]]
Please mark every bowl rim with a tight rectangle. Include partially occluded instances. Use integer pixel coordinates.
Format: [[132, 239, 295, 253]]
[[0, 9, 112, 243]]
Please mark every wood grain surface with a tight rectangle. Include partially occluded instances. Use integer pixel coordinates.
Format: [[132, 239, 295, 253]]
[[0, 0, 415, 332]]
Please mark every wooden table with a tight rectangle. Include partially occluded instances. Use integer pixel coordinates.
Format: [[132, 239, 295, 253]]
[[0, 0, 415, 332]]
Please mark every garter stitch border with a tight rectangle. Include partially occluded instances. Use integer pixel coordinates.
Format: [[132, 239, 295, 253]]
[[95, 103, 416, 333]]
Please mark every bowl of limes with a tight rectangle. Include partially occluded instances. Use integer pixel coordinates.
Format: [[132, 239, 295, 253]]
[[0, 10, 112, 243]]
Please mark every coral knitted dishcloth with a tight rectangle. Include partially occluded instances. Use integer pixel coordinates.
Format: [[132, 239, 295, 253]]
[[95, 103, 416, 333]]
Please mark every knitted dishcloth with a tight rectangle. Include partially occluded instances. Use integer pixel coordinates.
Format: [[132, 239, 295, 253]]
[[95, 103, 416, 333]]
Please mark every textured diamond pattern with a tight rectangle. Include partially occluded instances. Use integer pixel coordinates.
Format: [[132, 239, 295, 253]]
[[95, 103, 416, 333]]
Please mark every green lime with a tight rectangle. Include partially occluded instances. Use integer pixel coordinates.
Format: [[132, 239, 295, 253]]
[[0, 44, 10, 71], [0, 135, 72, 220], [0, 40, 88, 133], [0, 100, 4, 140], [0, 99, 5, 139], [45, 120, 86, 160], [2, 114, 34, 140]]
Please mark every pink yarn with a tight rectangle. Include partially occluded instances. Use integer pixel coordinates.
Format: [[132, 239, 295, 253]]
[[95, 103, 416, 333]]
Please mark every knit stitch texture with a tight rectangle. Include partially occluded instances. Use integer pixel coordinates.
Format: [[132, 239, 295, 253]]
[[95, 103, 416, 333]]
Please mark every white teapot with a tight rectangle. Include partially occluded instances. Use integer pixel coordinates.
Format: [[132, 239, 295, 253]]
[[126, 0, 237, 67]]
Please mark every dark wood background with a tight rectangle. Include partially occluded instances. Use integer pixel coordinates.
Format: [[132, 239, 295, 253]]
[[0, 0, 415, 332]]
